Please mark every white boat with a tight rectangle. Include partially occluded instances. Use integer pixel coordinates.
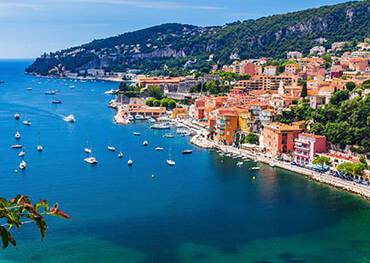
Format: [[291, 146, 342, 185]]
[[84, 148, 92, 154], [84, 157, 98, 164], [163, 133, 175, 138], [118, 152, 124, 158], [23, 120, 31, 126], [37, 145, 43, 152], [14, 113, 20, 120], [134, 114, 145, 120], [127, 115, 135, 121], [104, 89, 117, 95], [18, 151, 26, 157], [143, 141, 149, 146], [19, 160, 26, 170], [182, 149, 193, 155], [44, 90, 56, 95], [63, 114, 76, 123], [148, 118, 156, 123], [127, 159, 133, 166], [151, 123, 171, 130], [166, 159, 176, 166], [269, 162, 276, 167], [155, 147, 164, 151], [133, 132, 141, 136], [11, 144, 23, 149], [107, 146, 116, 152], [250, 167, 260, 170], [26, 87, 33, 91], [15, 131, 21, 140], [237, 161, 243, 166]]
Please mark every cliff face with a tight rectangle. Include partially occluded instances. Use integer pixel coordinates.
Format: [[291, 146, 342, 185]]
[[26, 1, 370, 75]]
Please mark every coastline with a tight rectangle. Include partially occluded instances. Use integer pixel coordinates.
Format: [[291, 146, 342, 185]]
[[26, 72, 123, 83], [176, 119, 370, 200]]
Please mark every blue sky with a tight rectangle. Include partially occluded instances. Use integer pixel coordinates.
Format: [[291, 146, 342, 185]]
[[0, 0, 348, 58]]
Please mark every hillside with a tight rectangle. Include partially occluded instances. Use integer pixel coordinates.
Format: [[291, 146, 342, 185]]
[[26, 0, 370, 75]]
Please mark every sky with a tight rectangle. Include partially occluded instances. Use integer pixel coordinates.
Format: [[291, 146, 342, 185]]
[[0, 0, 349, 58]]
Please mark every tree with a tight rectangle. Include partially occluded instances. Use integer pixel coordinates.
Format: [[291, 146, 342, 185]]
[[245, 133, 258, 144], [168, 100, 177, 109], [148, 85, 164, 100], [301, 81, 307, 98], [345, 81, 356, 91], [312, 156, 331, 167], [0, 195, 69, 248], [329, 90, 349, 105], [153, 99, 161, 107], [145, 97, 156, 107]]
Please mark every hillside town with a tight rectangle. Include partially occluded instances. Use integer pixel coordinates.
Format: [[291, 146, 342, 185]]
[[108, 38, 370, 197]]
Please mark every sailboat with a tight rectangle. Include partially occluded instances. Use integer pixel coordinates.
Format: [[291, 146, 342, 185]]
[[127, 159, 133, 166], [118, 143, 123, 158], [143, 140, 149, 146], [37, 133, 43, 152], [166, 148, 175, 166], [84, 140, 92, 154]]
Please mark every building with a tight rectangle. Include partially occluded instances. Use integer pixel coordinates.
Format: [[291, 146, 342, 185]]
[[262, 122, 303, 157], [264, 65, 277, 76], [240, 62, 255, 76], [214, 108, 239, 145], [237, 74, 298, 91], [285, 63, 300, 75], [287, 51, 303, 59], [293, 133, 327, 166], [310, 46, 326, 56]]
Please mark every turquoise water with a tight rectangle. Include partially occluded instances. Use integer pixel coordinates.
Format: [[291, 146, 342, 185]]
[[0, 60, 369, 263]]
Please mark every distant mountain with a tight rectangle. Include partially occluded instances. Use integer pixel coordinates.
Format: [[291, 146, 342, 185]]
[[26, 0, 370, 76]]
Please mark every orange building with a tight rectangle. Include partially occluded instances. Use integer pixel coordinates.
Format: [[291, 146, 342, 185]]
[[214, 108, 239, 145], [262, 122, 303, 157]]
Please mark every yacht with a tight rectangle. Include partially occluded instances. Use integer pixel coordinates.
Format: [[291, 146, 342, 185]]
[[11, 144, 23, 149], [37, 145, 43, 152], [15, 131, 21, 140], [151, 123, 171, 130], [19, 160, 27, 170], [26, 87, 33, 91], [118, 152, 124, 158], [107, 146, 116, 152], [143, 141, 149, 146], [250, 167, 260, 170], [155, 147, 164, 151], [163, 133, 175, 138], [84, 157, 98, 164], [63, 114, 76, 123], [166, 159, 176, 166], [127, 159, 133, 166], [133, 132, 141, 136], [84, 148, 92, 154], [14, 113, 20, 120], [18, 150, 26, 157], [44, 90, 56, 95], [134, 114, 145, 120], [181, 149, 193, 155], [23, 120, 31, 126]]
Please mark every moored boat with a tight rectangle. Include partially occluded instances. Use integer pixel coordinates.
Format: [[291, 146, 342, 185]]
[[182, 149, 193, 154], [155, 147, 164, 151], [84, 157, 98, 164], [19, 160, 27, 170], [14, 113, 20, 120], [52, 100, 62, 104], [143, 141, 149, 146], [11, 144, 23, 149], [15, 131, 21, 140], [23, 120, 31, 126], [151, 123, 171, 130], [133, 132, 141, 136], [166, 159, 175, 166], [37, 145, 43, 152], [127, 159, 133, 166], [107, 146, 116, 152]]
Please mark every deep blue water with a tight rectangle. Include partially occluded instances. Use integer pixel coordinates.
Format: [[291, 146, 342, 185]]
[[0, 60, 369, 263]]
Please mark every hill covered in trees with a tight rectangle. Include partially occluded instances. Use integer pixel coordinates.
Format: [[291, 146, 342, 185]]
[[26, 0, 370, 75]]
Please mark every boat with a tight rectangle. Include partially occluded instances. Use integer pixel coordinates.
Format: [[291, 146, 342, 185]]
[[84, 157, 98, 164], [151, 123, 171, 130], [11, 144, 23, 149], [182, 149, 193, 154], [84, 148, 92, 154], [69, 85, 75, 89], [250, 167, 260, 170], [143, 141, 149, 146], [104, 89, 117, 95], [26, 87, 32, 91], [133, 132, 141, 136], [134, 114, 145, 120], [23, 120, 31, 126], [127, 159, 133, 166], [163, 133, 175, 138], [107, 146, 116, 152], [269, 162, 276, 167], [148, 118, 156, 123], [237, 161, 243, 166], [19, 160, 27, 170], [15, 131, 21, 140], [118, 152, 124, 158], [63, 114, 76, 123], [37, 145, 43, 152], [127, 115, 135, 121], [44, 90, 56, 95], [14, 113, 20, 120], [155, 147, 164, 151], [52, 100, 62, 104], [166, 159, 176, 166], [18, 151, 26, 157], [0, 80, 5, 84]]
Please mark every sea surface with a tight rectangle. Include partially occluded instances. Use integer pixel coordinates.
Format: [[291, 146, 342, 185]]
[[0, 60, 369, 263]]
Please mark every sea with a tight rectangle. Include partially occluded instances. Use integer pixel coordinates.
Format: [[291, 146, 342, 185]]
[[0, 60, 369, 263]]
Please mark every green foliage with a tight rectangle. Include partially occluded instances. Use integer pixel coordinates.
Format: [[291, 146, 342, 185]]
[[118, 82, 141, 97], [278, 102, 313, 124], [312, 156, 331, 166], [245, 133, 258, 144], [145, 97, 156, 106], [345, 81, 356, 91], [147, 85, 164, 100], [0, 195, 69, 248], [329, 90, 349, 105], [301, 81, 307, 98], [337, 162, 367, 177]]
